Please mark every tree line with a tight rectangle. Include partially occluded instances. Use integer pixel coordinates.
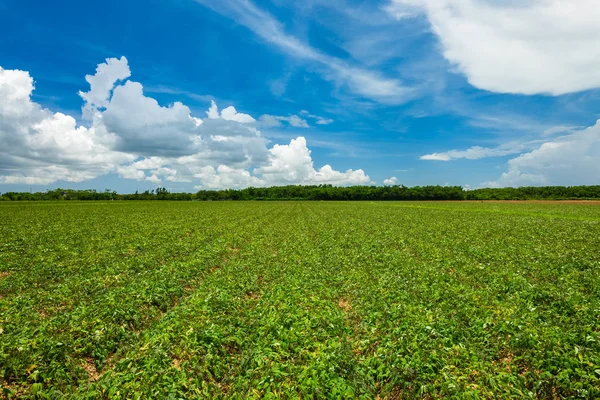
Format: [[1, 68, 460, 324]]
[[1, 185, 600, 201]]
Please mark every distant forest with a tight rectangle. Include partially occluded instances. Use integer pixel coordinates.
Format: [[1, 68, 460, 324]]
[[2, 185, 600, 201]]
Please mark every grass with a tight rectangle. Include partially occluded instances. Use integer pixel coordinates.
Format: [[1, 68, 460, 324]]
[[1, 201, 599, 398]]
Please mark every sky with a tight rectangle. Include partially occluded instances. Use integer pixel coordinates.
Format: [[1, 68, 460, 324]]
[[1, 0, 600, 193]]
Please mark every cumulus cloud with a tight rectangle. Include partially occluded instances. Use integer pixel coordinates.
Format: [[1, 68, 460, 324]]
[[255, 137, 371, 186], [386, 0, 600, 95], [100, 81, 204, 157], [0, 57, 370, 189], [193, 165, 264, 189], [79, 56, 131, 119], [383, 177, 397, 185], [0, 65, 133, 185], [484, 121, 600, 187], [208, 100, 255, 123], [116, 164, 147, 181]]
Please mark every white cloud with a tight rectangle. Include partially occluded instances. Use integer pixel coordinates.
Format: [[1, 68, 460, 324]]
[[193, 165, 264, 189], [117, 164, 147, 181], [146, 174, 162, 185], [221, 106, 254, 123], [256, 137, 371, 186], [100, 80, 204, 156], [0, 65, 133, 185], [0, 58, 372, 189], [195, 0, 412, 103], [387, 0, 600, 95], [484, 120, 600, 187], [301, 111, 335, 125], [79, 56, 131, 119], [259, 114, 309, 128], [286, 115, 310, 128], [420, 142, 527, 161], [420, 153, 451, 161], [208, 100, 255, 123], [0, 67, 36, 118], [542, 125, 584, 137], [316, 117, 334, 125], [258, 114, 282, 128], [259, 111, 334, 128], [383, 176, 397, 185], [207, 100, 220, 119]]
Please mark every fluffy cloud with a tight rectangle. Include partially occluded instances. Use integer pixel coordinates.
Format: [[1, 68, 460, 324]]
[[0, 66, 133, 184], [383, 177, 397, 185], [79, 56, 131, 118], [485, 121, 600, 187], [207, 100, 255, 123], [121, 136, 371, 189], [0, 57, 370, 189], [101, 81, 204, 156], [255, 137, 371, 186], [193, 165, 264, 189], [387, 0, 600, 95]]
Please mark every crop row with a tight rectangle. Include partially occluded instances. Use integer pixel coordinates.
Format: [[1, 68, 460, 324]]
[[1, 201, 599, 398]]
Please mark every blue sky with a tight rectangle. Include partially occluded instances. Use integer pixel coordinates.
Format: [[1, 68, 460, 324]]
[[1, 0, 599, 192]]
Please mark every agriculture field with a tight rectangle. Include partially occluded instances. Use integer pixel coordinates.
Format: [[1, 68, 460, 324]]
[[1, 201, 599, 399]]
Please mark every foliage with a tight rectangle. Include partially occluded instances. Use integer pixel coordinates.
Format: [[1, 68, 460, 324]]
[[0, 201, 599, 398], [3, 185, 600, 202]]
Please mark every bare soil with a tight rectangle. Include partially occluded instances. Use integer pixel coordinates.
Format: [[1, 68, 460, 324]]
[[441, 200, 600, 205]]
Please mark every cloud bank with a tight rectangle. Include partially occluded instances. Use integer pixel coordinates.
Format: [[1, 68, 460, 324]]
[[420, 142, 528, 161], [420, 121, 600, 187], [485, 121, 600, 187], [0, 57, 371, 189]]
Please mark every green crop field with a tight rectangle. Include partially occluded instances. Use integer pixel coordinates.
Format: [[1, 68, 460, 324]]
[[1, 201, 599, 399]]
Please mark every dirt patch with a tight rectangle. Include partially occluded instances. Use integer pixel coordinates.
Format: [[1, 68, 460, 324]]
[[442, 200, 600, 205], [83, 357, 100, 382], [172, 358, 181, 370], [493, 352, 514, 373], [375, 386, 404, 400], [245, 291, 261, 300], [0, 271, 10, 279], [338, 298, 352, 313], [0, 380, 26, 397]]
